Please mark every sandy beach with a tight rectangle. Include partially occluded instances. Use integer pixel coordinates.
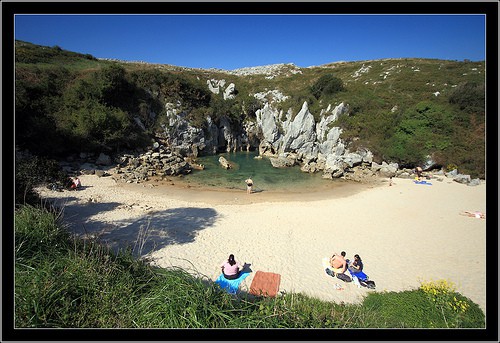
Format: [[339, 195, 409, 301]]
[[35, 173, 487, 313]]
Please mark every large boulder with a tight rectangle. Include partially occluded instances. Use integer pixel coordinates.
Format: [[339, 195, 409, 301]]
[[269, 156, 296, 168], [96, 153, 112, 166]]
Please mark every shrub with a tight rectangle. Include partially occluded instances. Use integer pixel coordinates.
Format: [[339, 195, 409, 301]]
[[15, 155, 68, 205], [419, 279, 485, 328], [384, 101, 455, 165], [448, 81, 485, 114], [310, 74, 344, 99], [446, 163, 458, 172]]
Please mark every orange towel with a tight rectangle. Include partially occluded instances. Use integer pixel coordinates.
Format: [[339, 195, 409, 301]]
[[250, 271, 281, 297]]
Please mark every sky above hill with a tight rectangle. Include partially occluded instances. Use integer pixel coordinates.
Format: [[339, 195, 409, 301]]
[[14, 12, 486, 70]]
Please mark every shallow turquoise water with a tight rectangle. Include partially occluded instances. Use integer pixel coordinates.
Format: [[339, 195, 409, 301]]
[[183, 151, 333, 192]]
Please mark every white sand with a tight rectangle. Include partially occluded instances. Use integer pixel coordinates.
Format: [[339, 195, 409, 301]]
[[35, 173, 487, 313]]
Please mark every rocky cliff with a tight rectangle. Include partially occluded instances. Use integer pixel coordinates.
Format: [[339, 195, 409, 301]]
[[159, 75, 380, 180]]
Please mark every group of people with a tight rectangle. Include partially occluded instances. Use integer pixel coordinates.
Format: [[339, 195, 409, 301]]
[[329, 251, 363, 276], [220, 251, 364, 281]]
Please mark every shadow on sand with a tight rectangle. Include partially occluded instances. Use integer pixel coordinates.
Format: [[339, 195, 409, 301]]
[[41, 195, 219, 256], [93, 207, 219, 255]]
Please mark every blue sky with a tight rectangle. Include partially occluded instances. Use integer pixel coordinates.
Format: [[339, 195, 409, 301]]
[[14, 14, 486, 70]]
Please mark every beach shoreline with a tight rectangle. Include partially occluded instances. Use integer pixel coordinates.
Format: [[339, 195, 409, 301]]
[[34, 173, 487, 313], [117, 173, 380, 205]]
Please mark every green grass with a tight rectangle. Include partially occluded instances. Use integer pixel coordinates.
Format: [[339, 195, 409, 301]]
[[14, 204, 485, 329]]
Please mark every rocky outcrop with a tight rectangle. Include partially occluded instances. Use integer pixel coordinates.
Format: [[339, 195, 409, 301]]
[[371, 161, 398, 178], [223, 83, 236, 100], [228, 63, 303, 78], [281, 101, 317, 157], [113, 146, 192, 183], [269, 156, 296, 168], [207, 79, 226, 95], [161, 96, 380, 179], [254, 100, 377, 179], [159, 83, 481, 183]]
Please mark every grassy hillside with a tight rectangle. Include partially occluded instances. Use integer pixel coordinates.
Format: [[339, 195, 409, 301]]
[[15, 40, 486, 177]]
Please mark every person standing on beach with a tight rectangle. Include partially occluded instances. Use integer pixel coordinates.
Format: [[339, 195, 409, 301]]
[[221, 254, 242, 280], [245, 177, 253, 194]]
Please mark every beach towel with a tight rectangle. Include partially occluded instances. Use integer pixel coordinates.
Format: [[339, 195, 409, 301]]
[[322, 257, 337, 275], [414, 180, 432, 185], [348, 269, 376, 289], [348, 269, 369, 281], [249, 271, 281, 297], [215, 272, 250, 294]]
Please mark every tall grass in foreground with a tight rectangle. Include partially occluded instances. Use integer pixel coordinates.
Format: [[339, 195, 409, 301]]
[[14, 205, 485, 328]]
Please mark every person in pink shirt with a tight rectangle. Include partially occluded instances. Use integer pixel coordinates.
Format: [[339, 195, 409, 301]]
[[221, 254, 242, 280]]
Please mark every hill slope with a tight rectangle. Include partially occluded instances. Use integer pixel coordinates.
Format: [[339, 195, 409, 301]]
[[14, 40, 486, 177]]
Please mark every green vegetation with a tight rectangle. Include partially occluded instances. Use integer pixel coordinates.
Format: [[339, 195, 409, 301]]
[[14, 204, 485, 328], [15, 41, 485, 177], [15, 154, 69, 205], [310, 74, 345, 99]]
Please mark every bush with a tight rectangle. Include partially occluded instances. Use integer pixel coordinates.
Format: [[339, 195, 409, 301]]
[[15, 155, 68, 205], [419, 279, 485, 328], [52, 66, 153, 152], [384, 101, 455, 165], [15, 65, 73, 155], [310, 74, 344, 99], [448, 82, 485, 114]]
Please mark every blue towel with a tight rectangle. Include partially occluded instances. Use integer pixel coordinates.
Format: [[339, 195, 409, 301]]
[[215, 272, 250, 294], [348, 269, 369, 281], [414, 180, 432, 185]]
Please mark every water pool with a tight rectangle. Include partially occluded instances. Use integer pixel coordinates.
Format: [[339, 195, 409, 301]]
[[182, 151, 338, 193]]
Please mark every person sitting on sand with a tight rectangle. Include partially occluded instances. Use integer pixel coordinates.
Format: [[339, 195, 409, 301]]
[[415, 166, 423, 181], [70, 177, 81, 190], [348, 254, 363, 273], [245, 177, 253, 194], [329, 252, 347, 276], [221, 254, 242, 280]]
